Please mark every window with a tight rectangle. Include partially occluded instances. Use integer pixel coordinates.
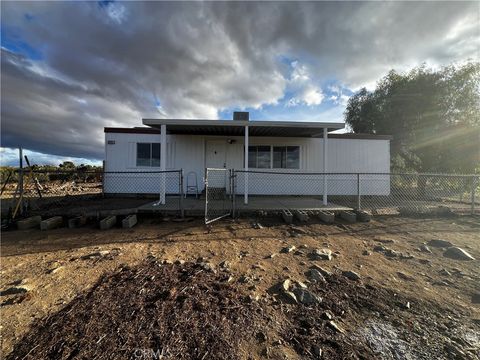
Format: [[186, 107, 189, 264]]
[[248, 146, 271, 168], [136, 143, 161, 167], [273, 146, 300, 169], [247, 145, 300, 169]]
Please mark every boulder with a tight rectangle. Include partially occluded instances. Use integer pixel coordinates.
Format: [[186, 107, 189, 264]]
[[292, 288, 322, 305], [428, 239, 453, 248], [342, 270, 360, 281], [310, 265, 332, 277], [310, 249, 332, 261], [306, 269, 326, 283], [443, 247, 475, 261], [419, 244, 432, 253]]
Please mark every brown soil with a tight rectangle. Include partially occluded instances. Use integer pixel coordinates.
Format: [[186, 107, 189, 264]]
[[1, 215, 480, 359]]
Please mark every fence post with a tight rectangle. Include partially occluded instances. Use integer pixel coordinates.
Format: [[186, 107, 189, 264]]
[[471, 175, 477, 215], [179, 169, 184, 218], [19, 147, 24, 215], [357, 173, 361, 210], [101, 160, 105, 198], [232, 170, 236, 219]]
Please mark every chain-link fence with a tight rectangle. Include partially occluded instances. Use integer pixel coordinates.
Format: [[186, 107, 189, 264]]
[[1, 169, 184, 219], [232, 170, 479, 215], [205, 168, 231, 224]]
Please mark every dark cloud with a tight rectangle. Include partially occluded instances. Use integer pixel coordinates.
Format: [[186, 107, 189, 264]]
[[1, 1, 478, 160]]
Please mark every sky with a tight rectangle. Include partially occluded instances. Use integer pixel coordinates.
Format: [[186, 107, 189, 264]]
[[1, 1, 478, 166]]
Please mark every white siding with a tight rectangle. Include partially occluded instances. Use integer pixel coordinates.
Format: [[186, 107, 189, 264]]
[[104, 132, 390, 195]]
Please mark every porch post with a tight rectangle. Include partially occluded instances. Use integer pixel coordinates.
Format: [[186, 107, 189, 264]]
[[160, 124, 166, 205], [244, 125, 249, 204], [323, 127, 328, 205]]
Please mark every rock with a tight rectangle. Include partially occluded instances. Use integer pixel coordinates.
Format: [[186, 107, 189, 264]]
[[80, 250, 110, 260], [362, 250, 371, 256], [266, 253, 277, 259], [47, 266, 64, 274], [443, 247, 475, 261], [219, 260, 230, 269], [295, 281, 308, 289], [419, 244, 432, 253], [439, 269, 451, 276], [306, 269, 326, 283], [256, 331, 267, 343], [312, 345, 323, 358], [174, 259, 185, 265], [0, 286, 30, 296], [280, 279, 291, 292], [321, 311, 334, 320], [399, 252, 415, 260], [376, 238, 395, 244], [279, 291, 298, 304], [289, 225, 309, 235], [310, 265, 332, 277], [373, 245, 387, 253], [292, 288, 322, 304], [281, 245, 296, 253], [384, 249, 399, 258], [199, 262, 216, 272], [327, 320, 345, 334], [310, 249, 332, 261], [428, 239, 453, 248], [418, 259, 431, 265], [396, 272, 415, 282], [342, 270, 360, 281]]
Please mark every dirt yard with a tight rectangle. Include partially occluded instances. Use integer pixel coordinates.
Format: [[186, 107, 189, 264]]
[[1, 215, 479, 359]]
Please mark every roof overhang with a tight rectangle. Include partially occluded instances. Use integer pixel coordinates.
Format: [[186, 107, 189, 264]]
[[142, 119, 345, 137]]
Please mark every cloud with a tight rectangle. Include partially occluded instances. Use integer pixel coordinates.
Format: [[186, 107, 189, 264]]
[[1, 1, 477, 162], [286, 61, 325, 107]]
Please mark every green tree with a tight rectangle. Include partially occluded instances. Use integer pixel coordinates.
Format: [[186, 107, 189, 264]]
[[345, 62, 480, 173]]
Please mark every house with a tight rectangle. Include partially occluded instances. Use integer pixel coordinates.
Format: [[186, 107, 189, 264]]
[[103, 112, 391, 208]]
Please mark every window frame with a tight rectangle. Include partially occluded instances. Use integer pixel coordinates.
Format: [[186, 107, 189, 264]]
[[136, 142, 161, 167], [246, 145, 301, 169]]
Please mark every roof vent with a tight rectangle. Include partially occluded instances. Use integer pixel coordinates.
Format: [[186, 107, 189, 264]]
[[233, 111, 249, 121]]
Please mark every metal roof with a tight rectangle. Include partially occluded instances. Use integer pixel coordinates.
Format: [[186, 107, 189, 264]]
[[142, 119, 345, 137]]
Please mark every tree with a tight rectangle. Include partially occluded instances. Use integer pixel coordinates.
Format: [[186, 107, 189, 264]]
[[345, 62, 480, 173]]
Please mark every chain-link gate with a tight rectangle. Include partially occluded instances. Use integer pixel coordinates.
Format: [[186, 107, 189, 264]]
[[205, 168, 231, 224]]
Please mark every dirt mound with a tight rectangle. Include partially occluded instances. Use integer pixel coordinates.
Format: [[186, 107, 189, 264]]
[[7, 259, 266, 360]]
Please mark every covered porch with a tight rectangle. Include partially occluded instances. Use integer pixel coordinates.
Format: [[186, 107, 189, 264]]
[[142, 116, 344, 206]]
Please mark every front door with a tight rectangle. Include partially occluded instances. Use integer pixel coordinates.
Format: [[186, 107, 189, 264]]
[[205, 140, 228, 191], [205, 140, 227, 169]]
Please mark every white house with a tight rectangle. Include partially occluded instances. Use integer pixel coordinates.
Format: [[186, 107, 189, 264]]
[[103, 112, 391, 205]]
